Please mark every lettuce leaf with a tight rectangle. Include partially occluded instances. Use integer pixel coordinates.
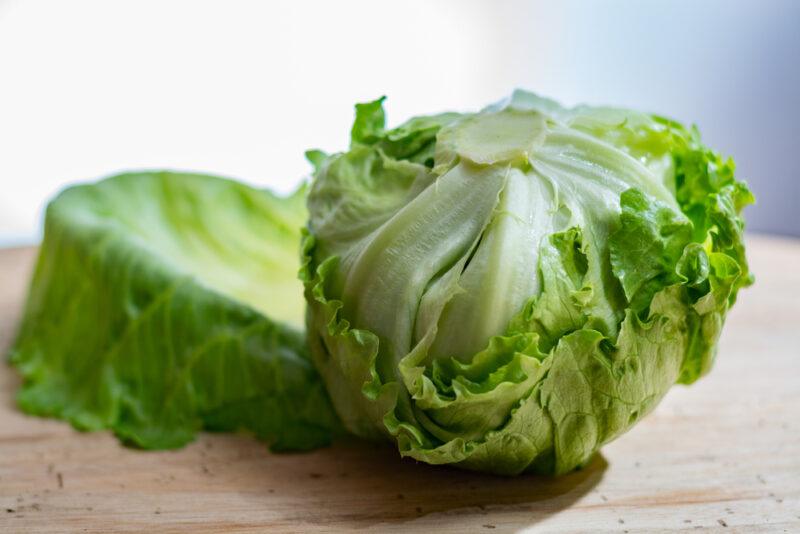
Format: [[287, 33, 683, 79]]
[[9, 171, 340, 451]]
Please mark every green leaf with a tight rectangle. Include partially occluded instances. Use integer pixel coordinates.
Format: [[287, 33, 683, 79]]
[[349, 96, 461, 166], [9, 171, 341, 451], [350, 97, 386, 145], [609, 188, 693, 312], [304, 149, 329, 172]]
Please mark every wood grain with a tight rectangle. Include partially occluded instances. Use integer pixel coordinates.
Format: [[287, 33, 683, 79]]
[[1, 236, 798, 533]]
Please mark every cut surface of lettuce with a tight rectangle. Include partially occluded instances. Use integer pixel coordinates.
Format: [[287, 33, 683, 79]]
[[9, 171, 340, 451], [302, 91, 753, 475]]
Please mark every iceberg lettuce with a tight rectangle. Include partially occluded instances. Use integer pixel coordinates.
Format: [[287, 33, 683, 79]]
[[301, 91, 753, 474]]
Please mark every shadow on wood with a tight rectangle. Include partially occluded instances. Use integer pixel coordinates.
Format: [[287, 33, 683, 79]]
[[210, 435, 607, 529]]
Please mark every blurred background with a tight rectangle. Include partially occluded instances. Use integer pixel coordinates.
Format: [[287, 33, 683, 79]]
[[1, 0, 798, 245]]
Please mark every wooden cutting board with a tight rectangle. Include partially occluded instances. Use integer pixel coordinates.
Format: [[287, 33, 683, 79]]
[[1, 236, 798, 533]]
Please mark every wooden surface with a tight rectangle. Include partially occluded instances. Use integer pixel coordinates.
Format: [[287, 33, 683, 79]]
[[1, 236, 798, 533]]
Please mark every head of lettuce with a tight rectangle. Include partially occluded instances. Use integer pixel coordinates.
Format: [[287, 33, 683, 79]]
[[300, 90, 753, 475]]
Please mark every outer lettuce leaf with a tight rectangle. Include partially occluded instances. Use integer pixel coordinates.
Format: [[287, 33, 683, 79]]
[[607, 118, 753, 384], [10, 171, 340, 451], [610, 189, 693, 313], [302, 92, 753, 474]]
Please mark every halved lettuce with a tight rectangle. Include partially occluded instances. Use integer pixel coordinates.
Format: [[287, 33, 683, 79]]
[[301, 91, 753, 474], [10, 171, 340, 451]]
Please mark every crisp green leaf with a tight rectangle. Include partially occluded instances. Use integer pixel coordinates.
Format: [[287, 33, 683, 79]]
[[305, 149, 329, 172], [351, 96, 386, 145], [609, 188, 693, 312], [10, 171, 341, 451]]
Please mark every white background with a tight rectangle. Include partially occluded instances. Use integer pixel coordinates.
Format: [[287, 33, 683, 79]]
[[1, 0, 798, 245]]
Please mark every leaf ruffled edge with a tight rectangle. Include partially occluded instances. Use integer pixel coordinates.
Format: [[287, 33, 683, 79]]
[[609, 119, 754, 384]]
